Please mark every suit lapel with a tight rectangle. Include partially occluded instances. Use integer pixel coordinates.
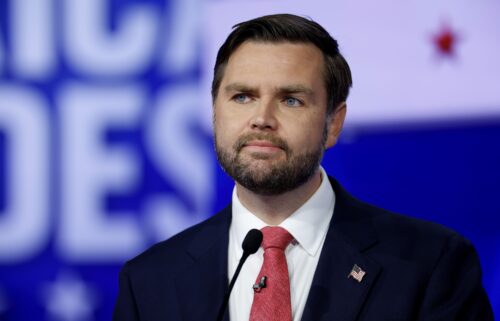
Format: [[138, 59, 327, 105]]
[[174, 206, 232, 321], [301, 178, 382, 321]]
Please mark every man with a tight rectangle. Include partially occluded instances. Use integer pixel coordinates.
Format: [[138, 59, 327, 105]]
[[114, 14, 493, 321]]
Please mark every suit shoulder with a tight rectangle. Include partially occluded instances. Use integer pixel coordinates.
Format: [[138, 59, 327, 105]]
[[332, 179, 470, 262], [331, 176, 459, 242], [355, 197, 471, 261], [331, 177, 456, 242], [369, 203, 460, 243]]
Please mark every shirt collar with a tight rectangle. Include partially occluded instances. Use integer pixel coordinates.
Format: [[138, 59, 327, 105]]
[[231, 167, 335, 257]]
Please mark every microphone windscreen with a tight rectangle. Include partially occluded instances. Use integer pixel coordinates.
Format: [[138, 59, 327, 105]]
[[242, 229, 263, 254]]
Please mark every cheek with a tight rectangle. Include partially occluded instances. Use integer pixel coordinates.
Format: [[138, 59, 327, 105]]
[[290, 118, 327, 149], [215, 108, 250, 135], [214, 117, 241, 148]]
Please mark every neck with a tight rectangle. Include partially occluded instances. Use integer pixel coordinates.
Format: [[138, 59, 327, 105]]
[[236, 170, 322, 225]]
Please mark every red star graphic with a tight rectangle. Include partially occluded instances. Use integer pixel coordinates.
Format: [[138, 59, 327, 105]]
[[432, 22, 461, 58]]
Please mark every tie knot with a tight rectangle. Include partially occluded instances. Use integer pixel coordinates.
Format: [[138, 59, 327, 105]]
[[261, 226, 294, 251]]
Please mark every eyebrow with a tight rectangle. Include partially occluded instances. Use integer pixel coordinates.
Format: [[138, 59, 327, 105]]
[[223, 83, 314, 96], [277, 85, 314, 96], [223, 83, 256, 94]]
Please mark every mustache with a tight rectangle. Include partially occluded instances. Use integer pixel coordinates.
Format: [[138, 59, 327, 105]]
[[234, 133, 290, 153]]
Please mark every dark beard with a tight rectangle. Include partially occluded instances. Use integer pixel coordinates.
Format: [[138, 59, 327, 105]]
[[215, 132, 325, 195]]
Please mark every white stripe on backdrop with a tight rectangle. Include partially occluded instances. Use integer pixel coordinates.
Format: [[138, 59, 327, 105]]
[[201, 0, 500, 129]]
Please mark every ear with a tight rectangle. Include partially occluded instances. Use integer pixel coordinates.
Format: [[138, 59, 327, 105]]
[[325, 102, 347, 149]]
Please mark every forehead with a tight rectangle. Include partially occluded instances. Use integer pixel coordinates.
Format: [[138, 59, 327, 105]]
[[221, 41, 325, 89]]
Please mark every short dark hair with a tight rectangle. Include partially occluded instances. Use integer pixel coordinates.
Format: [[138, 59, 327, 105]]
[[211, 14, 352, 115]]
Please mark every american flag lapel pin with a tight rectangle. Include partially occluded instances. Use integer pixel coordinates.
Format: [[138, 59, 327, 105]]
[[348, 264, 366, 283]]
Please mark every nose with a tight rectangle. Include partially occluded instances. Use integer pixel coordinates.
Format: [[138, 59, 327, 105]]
[[250, 99, 277, 130]]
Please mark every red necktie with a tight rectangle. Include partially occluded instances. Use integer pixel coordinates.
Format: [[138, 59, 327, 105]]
[[249, 226, 294, 321]]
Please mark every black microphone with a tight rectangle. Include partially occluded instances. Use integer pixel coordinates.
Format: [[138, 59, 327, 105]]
[[216, 229, 263, 321]]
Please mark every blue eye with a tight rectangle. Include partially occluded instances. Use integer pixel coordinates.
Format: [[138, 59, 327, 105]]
[[284, 97, 302, 107], [233, 94, 250, 103]]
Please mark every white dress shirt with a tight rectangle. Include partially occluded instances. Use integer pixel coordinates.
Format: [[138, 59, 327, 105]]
[[228, 167, 335, 321]]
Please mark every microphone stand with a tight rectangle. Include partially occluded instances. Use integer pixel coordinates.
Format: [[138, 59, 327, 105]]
[[215, 229, 262, 321], [215, 251, 251, 321]]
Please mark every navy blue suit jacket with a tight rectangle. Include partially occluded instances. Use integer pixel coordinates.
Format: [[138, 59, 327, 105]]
[[113, 178, 493, 321]]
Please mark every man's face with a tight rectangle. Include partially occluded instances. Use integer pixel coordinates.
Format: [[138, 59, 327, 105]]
[[213, 41, 344, 195]]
